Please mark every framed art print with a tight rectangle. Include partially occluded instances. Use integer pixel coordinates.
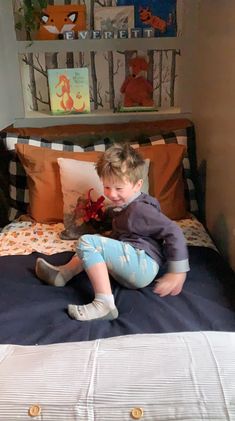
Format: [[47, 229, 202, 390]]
[[94, 5, 135, 32], [48, 68, 90, 115]]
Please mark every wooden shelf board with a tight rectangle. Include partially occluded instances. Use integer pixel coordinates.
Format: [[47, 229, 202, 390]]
[[17, 37, 182, 53], [13, 108, 191, 128]]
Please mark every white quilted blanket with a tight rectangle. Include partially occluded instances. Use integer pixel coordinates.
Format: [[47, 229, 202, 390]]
[[0, 332, 234, 420]]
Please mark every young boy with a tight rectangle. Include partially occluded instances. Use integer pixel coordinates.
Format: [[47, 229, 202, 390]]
[[36, 143, 190, 321]]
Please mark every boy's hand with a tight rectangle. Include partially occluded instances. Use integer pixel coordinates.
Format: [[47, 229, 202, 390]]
[[153, 272, 186, 297]]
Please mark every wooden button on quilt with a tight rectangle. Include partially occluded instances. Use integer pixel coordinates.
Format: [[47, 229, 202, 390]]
[[130, 407, 144, 419], [28, 404, 41, 417]]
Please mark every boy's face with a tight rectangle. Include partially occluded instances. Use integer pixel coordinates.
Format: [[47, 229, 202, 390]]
[[102, 177, 143, 207]]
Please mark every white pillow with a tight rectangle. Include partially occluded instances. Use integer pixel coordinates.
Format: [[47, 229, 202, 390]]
[[57, 157, 150, 236]]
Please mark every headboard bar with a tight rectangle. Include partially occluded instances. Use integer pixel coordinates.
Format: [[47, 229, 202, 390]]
[[4, 118, 192, 140]]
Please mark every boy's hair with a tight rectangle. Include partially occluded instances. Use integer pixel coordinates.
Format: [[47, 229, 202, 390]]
[[96, 143, 145, 184]]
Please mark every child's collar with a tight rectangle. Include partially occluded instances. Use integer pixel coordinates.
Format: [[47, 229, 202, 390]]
[[125, 191, 141, 206], [113, 192, 141, 211]]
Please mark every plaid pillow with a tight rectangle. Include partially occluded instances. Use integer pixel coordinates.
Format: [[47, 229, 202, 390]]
[[0, 133, 84, 222], [83, 126, 200, 217]]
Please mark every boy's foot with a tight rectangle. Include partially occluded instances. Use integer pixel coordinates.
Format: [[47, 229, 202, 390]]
[[68, 300, 118, 321], [36, 258, 66, 287]]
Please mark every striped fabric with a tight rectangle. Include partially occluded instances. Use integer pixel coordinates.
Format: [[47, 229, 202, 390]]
[[0, 332, 234, 420]]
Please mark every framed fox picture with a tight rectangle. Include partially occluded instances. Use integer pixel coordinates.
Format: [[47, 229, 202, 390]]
[[36, 5, 87, 40]]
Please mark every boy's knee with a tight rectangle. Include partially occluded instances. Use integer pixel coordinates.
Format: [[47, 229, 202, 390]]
[[76, 235, 95, 261], [77, 234, 102, 250], [76, 234, 104, 267], [77, 234, 93, 249]]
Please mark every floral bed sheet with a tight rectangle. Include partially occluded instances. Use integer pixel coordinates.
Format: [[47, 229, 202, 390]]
[[0, 217, 217, 256]]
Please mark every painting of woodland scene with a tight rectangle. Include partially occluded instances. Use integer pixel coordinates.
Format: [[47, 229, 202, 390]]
[[15, 0, 184, 113]]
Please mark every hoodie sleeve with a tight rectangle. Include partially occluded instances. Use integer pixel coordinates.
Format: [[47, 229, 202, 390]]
[[128, 201, 190, 273]]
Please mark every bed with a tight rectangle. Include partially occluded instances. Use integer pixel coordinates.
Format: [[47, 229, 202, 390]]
[[0, 119, 235, 420]]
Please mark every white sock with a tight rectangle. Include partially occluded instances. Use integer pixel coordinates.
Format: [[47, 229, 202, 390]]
[[96, 293, 115, 308], [36, 256, 80, 287], [68, 294, 118, 321]]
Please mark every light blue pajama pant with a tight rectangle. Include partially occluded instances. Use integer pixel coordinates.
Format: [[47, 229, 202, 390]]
[[76, 234, 159, 289]]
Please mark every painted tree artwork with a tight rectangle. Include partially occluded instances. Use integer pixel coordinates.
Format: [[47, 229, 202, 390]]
[[16, 0, 185, 114]]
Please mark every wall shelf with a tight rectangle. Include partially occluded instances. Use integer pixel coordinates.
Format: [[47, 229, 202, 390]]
[[0, 1, 197, 129], [15, 37, 187, 126], [17, 37, 182, 54], [13, 108, 189, 128]]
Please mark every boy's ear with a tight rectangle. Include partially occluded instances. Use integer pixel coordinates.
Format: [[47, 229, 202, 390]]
[[136, 179, 143, 190]]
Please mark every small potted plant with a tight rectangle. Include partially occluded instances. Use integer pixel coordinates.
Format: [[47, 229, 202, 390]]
[[15, 0, 48, 40]]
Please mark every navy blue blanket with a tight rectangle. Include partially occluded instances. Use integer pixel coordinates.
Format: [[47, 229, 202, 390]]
[[0, 246, 235, 345]]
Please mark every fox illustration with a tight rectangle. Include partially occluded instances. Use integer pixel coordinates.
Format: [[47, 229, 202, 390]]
[[36, 5, 86, 40], [55, 74, 86, 113], [139, 6, 172, 33]]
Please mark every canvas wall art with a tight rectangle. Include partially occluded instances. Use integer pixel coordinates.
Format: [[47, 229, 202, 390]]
[[36, 5, 87, 40], [94, 5, 135, 32], [117, 0, 177, 37]]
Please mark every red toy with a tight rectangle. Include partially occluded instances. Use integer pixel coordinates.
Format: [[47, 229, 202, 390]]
[[120, 56, 154, 107], [75, 188, 105, 224]]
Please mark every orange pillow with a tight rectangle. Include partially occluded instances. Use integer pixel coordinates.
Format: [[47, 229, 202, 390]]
[[137, 144, 187, 220], [15, 143, 102, 223], [16, 142, 187, 223]]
